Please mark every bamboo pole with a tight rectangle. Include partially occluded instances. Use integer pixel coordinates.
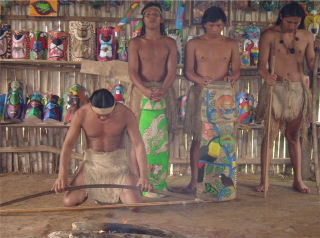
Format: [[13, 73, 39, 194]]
[[0, 200, 208, 215], [264, 53, 276, 198], [312, 50, 320, 194]]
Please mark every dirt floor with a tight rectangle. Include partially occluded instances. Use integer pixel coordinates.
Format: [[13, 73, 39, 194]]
[[0, 173, 319, 238]]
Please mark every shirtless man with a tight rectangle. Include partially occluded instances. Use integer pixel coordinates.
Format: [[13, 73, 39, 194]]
[[183, 6, 241, 194], [128, 2, 177, 196], [256, 2, 317, 193], [52, 89, 152, 206]]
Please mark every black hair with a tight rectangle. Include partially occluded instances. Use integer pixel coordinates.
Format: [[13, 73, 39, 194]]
[[89, 89, 114, 108], [140, 2, 166, 37], [275, 2, 305, 29], [201, 6, 227, 27]]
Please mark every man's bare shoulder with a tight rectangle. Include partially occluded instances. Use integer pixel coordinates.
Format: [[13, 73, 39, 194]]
[[186, 36, 202, 47], [297, 29, 314, 39], [128, 36, 142, 47], [261, 27, 278, 39], [222, 36, 239, 45], [163, 36, 177, 45]]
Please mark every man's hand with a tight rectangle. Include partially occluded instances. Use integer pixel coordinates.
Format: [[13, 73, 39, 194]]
[[265, 74, 277, 86], [136, 177, 153, 192], [196, 76, 211, 87], [150, 88, 165, 101], [51, 176, 69, 193], [224, 75, 238, 86], [142, 87, 154, 99]]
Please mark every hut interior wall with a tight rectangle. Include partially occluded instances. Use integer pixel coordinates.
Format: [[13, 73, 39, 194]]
[[0, 1, 319, 176]]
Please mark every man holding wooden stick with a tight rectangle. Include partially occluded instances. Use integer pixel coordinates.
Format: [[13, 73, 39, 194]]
[[256, 2, 318, 194], [52, 89, 152, 206]]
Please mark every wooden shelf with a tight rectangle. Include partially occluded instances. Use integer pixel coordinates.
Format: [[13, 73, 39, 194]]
[[0, 121, 69, 128], [0, 15, 184, 24], [231, 21, 274, 27], [0, 59, 81, 72]]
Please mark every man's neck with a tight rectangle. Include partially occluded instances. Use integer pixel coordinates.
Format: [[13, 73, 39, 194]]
[[144, 29, 162, 40], [203, 33, 222, 40]]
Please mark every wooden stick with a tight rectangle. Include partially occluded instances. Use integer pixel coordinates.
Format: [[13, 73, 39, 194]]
[[0, 184, 193, 207], [264, 53, 276, 198], [312, 49, 320, 194], [0, 200, 209, 215]]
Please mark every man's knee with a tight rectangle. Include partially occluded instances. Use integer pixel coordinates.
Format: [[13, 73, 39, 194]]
[[63, 195, 76, 207], [285, 130, 300, 143]]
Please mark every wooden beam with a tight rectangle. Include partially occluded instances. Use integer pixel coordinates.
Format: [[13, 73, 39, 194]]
[[0, 145, 83, 160], [0, 122, 69, 128]]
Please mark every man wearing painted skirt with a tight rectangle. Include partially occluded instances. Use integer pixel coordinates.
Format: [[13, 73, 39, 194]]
[[52, 89, 152, 206], [256, 2, 318, 194], [184, 6, 241, 201], [128, 2, 177, 197]]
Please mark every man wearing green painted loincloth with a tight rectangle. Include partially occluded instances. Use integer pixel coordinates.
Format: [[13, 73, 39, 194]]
[[183, 6, 241, 198], [128, 2, 177, 197]]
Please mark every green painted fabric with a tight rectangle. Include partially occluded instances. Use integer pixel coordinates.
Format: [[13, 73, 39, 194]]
[[139, 96, 169, 191]]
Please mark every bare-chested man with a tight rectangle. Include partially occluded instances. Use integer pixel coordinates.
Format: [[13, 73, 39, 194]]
[[128, 2, 177, 197], [183, 6, 241, 194], [256, 2, 317, 194], [52, 89, 152, 206]]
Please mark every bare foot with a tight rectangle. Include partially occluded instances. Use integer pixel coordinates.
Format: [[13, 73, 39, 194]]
[[180, 184, 196, 195], [293, 181, 310, 193]]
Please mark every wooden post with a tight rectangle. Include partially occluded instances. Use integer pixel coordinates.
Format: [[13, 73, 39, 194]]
[[312, 50, 320, 194]]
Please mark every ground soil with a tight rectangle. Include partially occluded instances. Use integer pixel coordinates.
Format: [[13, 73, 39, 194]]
[[0, 173, 319, 238]]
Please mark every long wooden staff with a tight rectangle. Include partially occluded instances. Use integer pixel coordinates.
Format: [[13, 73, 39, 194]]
[[312, 48, 320, 194], [0, 184, 192, 207], [264, 44, 276, 198], [0, 200, 210, 215]]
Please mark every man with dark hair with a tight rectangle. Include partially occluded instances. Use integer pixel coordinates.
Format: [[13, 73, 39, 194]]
[[183, 6, 241, 197], [128, 2, 177, 197], [52, 89, 152, 206], [256, 1, 317, 194]]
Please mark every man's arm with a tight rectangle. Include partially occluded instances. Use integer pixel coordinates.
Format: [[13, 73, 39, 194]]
[[128, 38, 153, 99], [305, 31, 316, 72], [51, 110, 82, 192], [184, 39, 210, 87], [258, 30, 277, 85], [224, 40, 241, 84], [161, 38, 178, 92], [126, 109, 152, 191]]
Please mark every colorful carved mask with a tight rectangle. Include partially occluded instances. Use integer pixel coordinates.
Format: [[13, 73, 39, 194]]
[[5, 81, 25, 121], [25, 93, 43, 121], [236, 92, 254, 124], [69, 21, 96, 61], [0, 24, 12, 59], [97, 26, 117, 61], [48, 30, 68, 61], [30, 31, 48, 60], [117, 38, 128, 62], [29, 0, 58, 17], [43, 94, 62, 122], [12, 31, 30, 59], [0, 94, 6, 121], [112, 84, 126, 103], [63, 84, 88, 123]]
